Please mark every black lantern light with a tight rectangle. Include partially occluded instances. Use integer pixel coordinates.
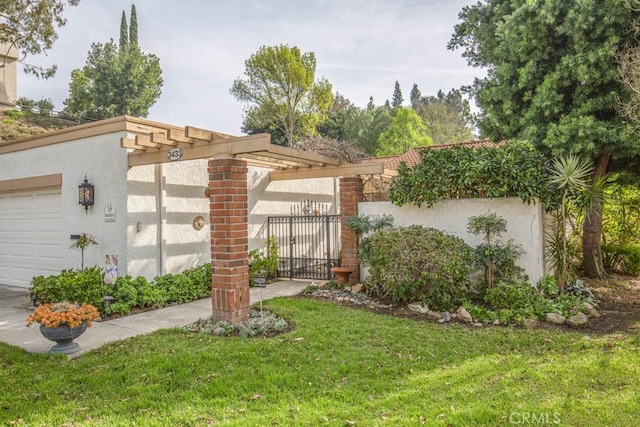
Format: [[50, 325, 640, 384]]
[[78, 175, 94, 213]]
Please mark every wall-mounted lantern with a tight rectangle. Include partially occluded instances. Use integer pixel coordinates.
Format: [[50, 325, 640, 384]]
[[78, 176, 94, 213]]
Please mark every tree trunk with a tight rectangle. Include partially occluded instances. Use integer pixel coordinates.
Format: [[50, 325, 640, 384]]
[[582, 152, 610, 278]]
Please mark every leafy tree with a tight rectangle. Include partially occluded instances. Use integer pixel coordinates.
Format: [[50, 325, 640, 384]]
[[449, 0, 640, 278], [391, 81, 403, 108], [231, 44, 333, 146], [64, 7, 162, 119], [376, 108, 432, 156], [0, 0, 81, 78], [359, 106, 392, 156], [413, 89, 474, 144]]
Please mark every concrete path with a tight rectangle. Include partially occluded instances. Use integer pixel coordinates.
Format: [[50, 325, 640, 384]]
[[0, 280, 309, 356]]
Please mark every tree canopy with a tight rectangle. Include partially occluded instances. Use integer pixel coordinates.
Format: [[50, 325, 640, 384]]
[[0, 0, 81, 78], [448, 0, 640, 277], [64, 5, 162, 119], [376, 108, 432, 156], [231, 44, 333, 147]]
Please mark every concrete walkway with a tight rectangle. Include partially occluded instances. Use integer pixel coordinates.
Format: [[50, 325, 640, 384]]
[[0, 281, 309, 356]]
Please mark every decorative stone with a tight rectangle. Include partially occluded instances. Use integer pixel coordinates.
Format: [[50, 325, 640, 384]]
[[567, 312, 588, 328], [408, 303, 429, 314], [582, 302, 600, 318], [523, 318, 538, 329], [456, 306, 473, 324], [493, 319, 501, 326], [438, 312, 452, 323], [545, 313, 566, 325], [472, 322, 483, 327], [426, 310, 442, 320]]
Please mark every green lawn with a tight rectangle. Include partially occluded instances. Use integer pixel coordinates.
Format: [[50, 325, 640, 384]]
[[1, 297, 639, 426]]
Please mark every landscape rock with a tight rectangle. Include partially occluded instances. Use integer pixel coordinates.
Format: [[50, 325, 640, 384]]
[[492, 319, 501, 326], [456, 306, 473, 324], [567, 312, 589, 328], [426, 310, 442, 320], [472, 322, 483, 327], [523, 318, 538, 329], [545, 313, 566, 325], [438, 312, 452, 323], [582, 302, 600, 318], [408, 303, 429, 314]]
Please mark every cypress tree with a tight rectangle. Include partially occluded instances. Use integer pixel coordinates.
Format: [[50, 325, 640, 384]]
[[410, 83, 421, 110], [392, 81, 403, 108], [129, 4, 138, 48], [119, 10, 128, 52]]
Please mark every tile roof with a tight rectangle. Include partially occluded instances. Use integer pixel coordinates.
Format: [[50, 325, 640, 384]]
[[362, 139, 506, 170]]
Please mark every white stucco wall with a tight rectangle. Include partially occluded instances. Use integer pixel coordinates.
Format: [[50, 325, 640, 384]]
[[126, 160, 210, 279], [0, 132, 130, 273], [359, 198, 547, 284]]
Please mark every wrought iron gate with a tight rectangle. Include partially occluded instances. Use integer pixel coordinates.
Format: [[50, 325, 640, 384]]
[[267, 200, 341, 280]]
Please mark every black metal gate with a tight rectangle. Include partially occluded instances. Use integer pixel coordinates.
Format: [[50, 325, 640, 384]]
[[267, 200, 341, 280]]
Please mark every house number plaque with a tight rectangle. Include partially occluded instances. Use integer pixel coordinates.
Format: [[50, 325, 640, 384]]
[[167, 148, 183, 161]]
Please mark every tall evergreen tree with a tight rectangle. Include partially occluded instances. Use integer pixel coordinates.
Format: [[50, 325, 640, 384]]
[[129, 4, 138, 48], [392, 81, 403, 108], [366, 96, 375, 111], [119, 11, 128, 52], [410, 83, 421, 110], [449, 0, 640, 278], [65, 5, 162, 119]]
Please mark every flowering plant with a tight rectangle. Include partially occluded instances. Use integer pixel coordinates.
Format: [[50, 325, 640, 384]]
[[26, 302, 100, 328]]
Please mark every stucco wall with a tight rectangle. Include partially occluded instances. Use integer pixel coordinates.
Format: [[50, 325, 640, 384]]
[[359, 198, 547, 284], [0, 132, 130, 273]]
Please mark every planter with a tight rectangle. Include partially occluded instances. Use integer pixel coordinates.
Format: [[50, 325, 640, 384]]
[[39, 322, 88, 355], [331, 267, 354, 286]]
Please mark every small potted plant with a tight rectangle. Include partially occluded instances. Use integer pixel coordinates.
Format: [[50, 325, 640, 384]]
[[26, 302, 100, 355]]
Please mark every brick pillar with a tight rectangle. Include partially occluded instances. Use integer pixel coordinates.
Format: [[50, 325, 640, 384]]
[[339, 176, 365, 284], [209, 157, 250, 323]]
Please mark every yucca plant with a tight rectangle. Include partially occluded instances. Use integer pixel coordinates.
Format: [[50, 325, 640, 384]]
[[547, 155, 605, 293]]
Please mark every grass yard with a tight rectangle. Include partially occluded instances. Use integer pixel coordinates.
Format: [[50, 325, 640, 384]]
[[1, 297, 639, 426]]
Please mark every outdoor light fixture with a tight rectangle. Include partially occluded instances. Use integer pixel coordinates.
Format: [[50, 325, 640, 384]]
[[78, 175, 94, 213]]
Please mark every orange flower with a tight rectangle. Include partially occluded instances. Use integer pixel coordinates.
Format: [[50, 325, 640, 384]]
[[26, 302, 100, 329]]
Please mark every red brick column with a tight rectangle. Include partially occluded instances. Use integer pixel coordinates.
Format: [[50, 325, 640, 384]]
[[209, 157, 250, 323], [339, 176, 365, 284]]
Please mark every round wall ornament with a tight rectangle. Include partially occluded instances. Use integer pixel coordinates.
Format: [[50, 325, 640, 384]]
[[192, 215, 206, 230]]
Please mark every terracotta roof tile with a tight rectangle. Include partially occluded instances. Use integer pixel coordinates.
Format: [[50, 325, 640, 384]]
[[362, 139, 507, 170]]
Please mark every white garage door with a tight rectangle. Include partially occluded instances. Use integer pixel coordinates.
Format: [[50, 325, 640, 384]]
[[0, 188, 64, 288]]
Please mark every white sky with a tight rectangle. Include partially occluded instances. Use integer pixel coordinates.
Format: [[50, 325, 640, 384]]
[[19, 0, 481, 135]]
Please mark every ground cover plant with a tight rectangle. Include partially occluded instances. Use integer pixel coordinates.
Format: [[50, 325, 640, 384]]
[[1, 297, 639, 426]]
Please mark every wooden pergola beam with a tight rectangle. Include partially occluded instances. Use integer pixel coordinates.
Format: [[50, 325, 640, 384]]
[[269, 162, 386, 181]]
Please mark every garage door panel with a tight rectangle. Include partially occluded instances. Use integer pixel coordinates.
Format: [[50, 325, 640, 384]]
[[0, 187, 63, 287]]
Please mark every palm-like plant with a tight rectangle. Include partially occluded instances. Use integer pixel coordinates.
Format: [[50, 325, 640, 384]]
[[547, 155, 605, 293]]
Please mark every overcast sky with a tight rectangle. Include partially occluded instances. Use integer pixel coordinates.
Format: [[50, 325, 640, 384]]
[[19, 0, 481, 135]]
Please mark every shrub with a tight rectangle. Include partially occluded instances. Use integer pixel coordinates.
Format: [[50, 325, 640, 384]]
[[3, 109, 24, 120], [361, 225, 474, 310], [154, 263, 211, 304], [602, 243, 640, 275], [28, 267, 107, 309]]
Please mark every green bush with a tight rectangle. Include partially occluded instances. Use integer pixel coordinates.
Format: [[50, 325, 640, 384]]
[[602, 243, 640, 275], [28, 267, 107, 309], [361, 225, 475, 310], [3, 109, 24, 120], [29, 263, 212, 316]]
